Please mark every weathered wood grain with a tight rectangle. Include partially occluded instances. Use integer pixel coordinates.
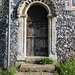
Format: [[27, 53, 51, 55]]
[[26, 5, 48, 56]]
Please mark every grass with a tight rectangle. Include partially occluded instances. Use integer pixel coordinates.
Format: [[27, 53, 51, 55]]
[[0, 64, 19, 75], [5, 65, 18, 75], [54, 71, 59, 75], [0, 59, 75, 75], [55, 59, 75, 75], [38, 58, 54, 65]]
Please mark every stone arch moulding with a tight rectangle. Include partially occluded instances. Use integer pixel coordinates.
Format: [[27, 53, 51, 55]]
[[17, 0, 58, 62], [17, 0, 58, 17]]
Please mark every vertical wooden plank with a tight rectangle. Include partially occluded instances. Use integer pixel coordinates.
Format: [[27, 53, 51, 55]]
[[27, 5, 48, 56]]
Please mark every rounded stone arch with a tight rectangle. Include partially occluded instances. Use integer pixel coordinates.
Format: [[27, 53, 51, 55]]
[[24, 1, 51, 16], [17, 0, 58, 18], [17, 0, 58, 62]]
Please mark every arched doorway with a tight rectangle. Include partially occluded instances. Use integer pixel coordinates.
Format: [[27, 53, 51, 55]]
[[26, 5, 48, 56], [17, 1, 57, 61]]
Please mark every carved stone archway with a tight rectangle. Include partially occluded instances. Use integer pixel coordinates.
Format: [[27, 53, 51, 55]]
[[17, 0, 58, 61], [17, 0, 58, 18]]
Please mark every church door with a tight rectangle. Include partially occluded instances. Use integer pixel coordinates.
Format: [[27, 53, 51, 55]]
[[26, 5, 48, 56]]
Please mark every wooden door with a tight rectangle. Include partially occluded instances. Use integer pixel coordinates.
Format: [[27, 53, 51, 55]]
[[27, 5, 48, 56]]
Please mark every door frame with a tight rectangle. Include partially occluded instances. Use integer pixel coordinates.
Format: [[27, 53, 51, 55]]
[[17, 1, 57, 61]]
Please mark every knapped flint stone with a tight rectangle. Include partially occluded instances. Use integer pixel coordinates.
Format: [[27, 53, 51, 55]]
[[64, 44, 68, 48], [0, 0, 75, 67]]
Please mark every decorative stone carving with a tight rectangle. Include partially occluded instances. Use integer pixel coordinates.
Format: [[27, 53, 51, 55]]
[[17, 0, 58, 17]]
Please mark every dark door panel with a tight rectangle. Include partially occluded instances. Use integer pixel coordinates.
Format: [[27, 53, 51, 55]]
[[27, 5, 48, 56]]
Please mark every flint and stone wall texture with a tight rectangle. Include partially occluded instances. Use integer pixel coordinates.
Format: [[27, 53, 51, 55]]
[[0, 0, 75, 67], [0, 0, 8, 67], [55, 0, 75, 61]]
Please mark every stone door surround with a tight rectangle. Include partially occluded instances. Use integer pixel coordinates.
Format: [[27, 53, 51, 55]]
[[17, 0, 58, 61]]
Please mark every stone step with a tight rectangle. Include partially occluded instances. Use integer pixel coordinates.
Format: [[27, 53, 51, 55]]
[[26, 56, 50, 61], [25, 56, 50, 64], [20, 63, 55, 73], [15, 72, 54, 75], [25, 56, 56, 64]]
